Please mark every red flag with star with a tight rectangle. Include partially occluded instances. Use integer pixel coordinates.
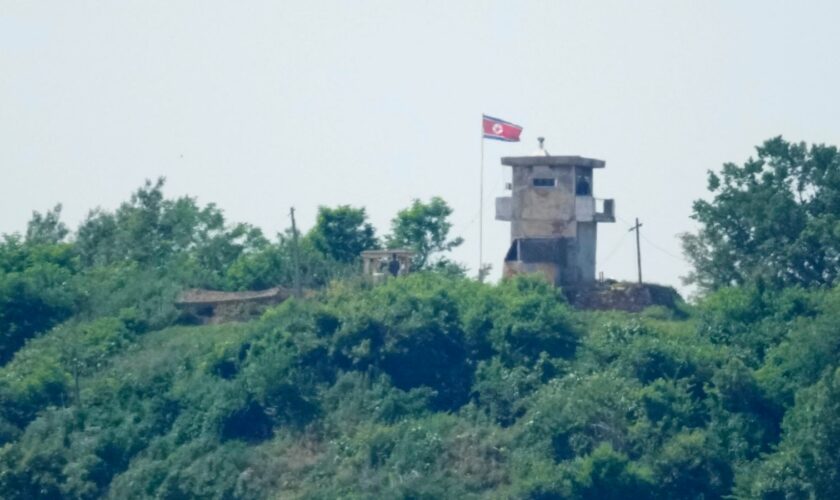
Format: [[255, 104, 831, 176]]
[[482, 114, 523, 142]]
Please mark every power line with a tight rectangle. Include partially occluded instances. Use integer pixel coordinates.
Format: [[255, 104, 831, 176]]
[[616, 214, 688, 264], [600, 231, 630, 264], [640, 233, 688, 263]]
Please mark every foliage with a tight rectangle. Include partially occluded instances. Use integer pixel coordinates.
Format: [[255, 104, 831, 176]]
[[25, 204, 69, 245], [0, 236, 78, 365], [2, 167, 840, 498], [386, 196, 464, 269], [682, 136, 840, 292], [75, 177, 266, 288], [738, 367, 840, 498], [225, 229, 350, 291], [308, 205, 378, 263]]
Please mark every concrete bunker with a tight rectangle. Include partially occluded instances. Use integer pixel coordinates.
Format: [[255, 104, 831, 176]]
[[175, 287, 290, 324]]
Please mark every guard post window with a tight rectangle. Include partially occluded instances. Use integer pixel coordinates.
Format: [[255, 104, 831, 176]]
[[533, 178, 556, 188], [576, 174, 591, 196]]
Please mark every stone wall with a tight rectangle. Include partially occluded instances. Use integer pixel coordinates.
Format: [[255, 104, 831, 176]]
[[567, 282, 682, 313]]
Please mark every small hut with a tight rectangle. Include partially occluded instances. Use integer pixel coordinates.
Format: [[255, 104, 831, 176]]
[[361, 249, 415, 281], [175, 287, 290, 324]]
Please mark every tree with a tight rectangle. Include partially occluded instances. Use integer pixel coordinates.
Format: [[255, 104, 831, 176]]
[[25, 205, 68, 245], [329, 273, 472, 410], [742, 368, 840, 498], [386, 197, 463, 269], [225, 228, 352, 291], [0, 235, 78, 365], [490, 275, 578, 365], [75, 178, 265, 287], [308, 205, 378, 263], [682, 137, 840, 293], [571, 443, 654, 500]]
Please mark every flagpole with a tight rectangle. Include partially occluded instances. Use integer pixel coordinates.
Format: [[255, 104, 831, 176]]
[[479, 114, 484, 277]]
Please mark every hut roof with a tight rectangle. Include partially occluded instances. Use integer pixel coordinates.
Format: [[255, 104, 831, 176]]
[[176, 287, 289, 306], [361, 249, 415, 258]]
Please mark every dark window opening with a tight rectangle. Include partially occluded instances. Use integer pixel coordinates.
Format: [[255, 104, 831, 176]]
[[521, 239, 567, 265], [505, 241, 519, 262], [533, 178, 556, 188], [505, 238, 568, 265], [576, 175, 591, 196]]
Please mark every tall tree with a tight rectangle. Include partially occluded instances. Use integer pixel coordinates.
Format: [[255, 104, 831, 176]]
[[682, 137, 840, 293], [386, 197, 463, 269], [308, 205, 378, 263]]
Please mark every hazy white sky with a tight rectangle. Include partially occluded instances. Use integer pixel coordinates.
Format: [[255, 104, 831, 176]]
[[3, 1, 839, 294]]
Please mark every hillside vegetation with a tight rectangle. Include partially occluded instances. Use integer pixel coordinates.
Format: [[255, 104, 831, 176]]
[[2, 137, 840, 499]]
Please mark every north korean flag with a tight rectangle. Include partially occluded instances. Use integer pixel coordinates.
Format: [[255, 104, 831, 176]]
[[482, 114, 523, 142]]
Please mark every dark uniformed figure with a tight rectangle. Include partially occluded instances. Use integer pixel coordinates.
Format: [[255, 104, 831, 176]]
[[576, 175, 591, 196], [388, 253, 400, 277]]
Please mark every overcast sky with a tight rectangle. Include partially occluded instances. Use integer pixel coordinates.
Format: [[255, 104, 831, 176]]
[[3, 1, 839, 295]]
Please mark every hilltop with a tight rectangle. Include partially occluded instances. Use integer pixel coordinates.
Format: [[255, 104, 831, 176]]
[[2, 137, 840, 498]]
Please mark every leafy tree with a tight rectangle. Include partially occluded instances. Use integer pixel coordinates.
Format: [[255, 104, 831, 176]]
[[25, 204, 68, 245], [650, 430, 732, 498], [490, 275, 579, 365], [471, 357, 540, 426], [224, 241, 289, 291], [571, 443, 654, 500], [75, 178, 265, 288], [682, 137, 840, 292], [741, 368, 840, 498], [516, 371, 641, 461], [225, 228, 351, 291], [0, 236, 78, 365], [308, 205, 378, 263], [757, 286, 840, 406], [386, 197, 463, 269], [329, 273, 472, 410]]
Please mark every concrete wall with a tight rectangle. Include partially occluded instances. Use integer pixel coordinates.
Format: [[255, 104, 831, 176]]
[[511, 165, 576, 239], [567, 282, 683, 312], [576, 222, 597, 283], [575, 196, 595, 222], [495, 196, 512, 221]]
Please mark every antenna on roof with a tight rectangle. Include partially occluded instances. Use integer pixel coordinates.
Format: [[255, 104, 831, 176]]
[[533, 137, 550, 156]]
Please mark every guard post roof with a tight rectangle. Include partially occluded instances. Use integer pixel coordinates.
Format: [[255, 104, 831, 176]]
[[500, 155, 606, 168]]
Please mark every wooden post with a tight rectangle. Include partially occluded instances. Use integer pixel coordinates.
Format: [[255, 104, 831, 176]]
[[628, 218, 643, 284]]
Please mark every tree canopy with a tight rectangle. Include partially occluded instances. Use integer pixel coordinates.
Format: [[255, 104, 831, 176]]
[[308, 205, 378, 263], [386, 196, 464, 270], [682, 136, 840, 292]]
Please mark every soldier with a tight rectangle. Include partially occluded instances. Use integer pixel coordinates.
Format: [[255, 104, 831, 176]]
[[388, 253, 400, 277]]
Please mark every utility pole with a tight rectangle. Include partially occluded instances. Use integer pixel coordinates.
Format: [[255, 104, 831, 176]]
[[629, 218, 643, 284], [289, 207, 302, 298]]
